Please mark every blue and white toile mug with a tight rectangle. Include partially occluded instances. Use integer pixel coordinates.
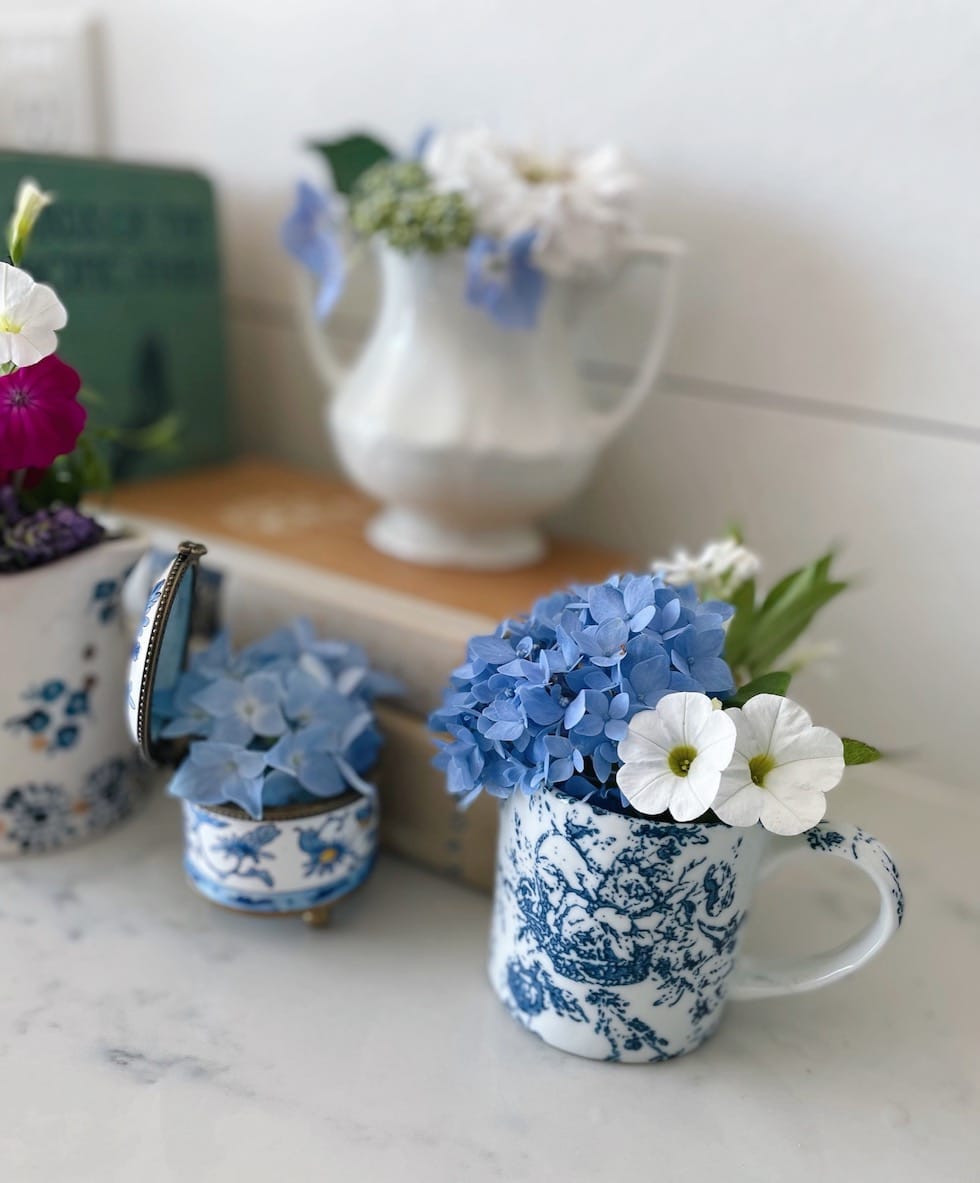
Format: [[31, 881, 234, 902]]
[[489, 788, 904, 1062]]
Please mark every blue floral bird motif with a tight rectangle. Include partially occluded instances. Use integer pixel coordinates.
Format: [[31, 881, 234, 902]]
[[210, 823, 281, 888], [297, 826, 351, 878]]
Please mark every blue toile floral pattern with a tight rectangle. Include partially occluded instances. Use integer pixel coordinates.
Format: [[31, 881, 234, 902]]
[[805, 821, 904, 927], [489, 788, 761, 1062]]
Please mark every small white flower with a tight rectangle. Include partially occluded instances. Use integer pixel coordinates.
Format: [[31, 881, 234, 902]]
[[653, 536, 761, 591], [7, 178, 54, 266], [0, 262, 67, 368], [616, 692, 737, 821], [713, 694, 844, 835], [423, 128, 639, 278]]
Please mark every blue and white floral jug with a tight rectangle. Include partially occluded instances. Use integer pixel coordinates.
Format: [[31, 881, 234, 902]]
[[490, 789, 904, 1062], [0, 534, 149, 856]]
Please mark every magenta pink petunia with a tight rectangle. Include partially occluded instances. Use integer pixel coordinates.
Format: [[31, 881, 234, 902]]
[[0, 355, 85, 472]]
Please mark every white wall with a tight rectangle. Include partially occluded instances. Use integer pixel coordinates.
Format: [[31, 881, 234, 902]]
[[19, 0, 980, 793]]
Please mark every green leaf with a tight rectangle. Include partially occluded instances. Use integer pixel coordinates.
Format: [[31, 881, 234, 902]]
[[723, 671, 792, 708], [759, 563, 812, 617], [310, 133, 393, 196], [742, 551, 848, 677], [745, 580, 848, 676], [842, 738, 882, 765], [101, 412, 181, 453], [720, 577, 756, 670], [21, 432, 111, 510]]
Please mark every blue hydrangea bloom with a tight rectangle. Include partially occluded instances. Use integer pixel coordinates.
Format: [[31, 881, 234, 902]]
[[193, 672, 288, 745], [157, 622, 392, 818], [169, 742, 268, 818], [429, 572, 734, 809], [465, 231, 546, 329], [157, 669, 214, 740], [281, 181, 345, 320]]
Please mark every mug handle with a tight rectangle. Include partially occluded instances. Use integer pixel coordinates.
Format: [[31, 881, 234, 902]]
[[727, 820, 904, 1001]]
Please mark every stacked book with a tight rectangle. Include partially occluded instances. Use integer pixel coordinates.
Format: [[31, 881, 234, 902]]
[[104, 459, 635, 891]]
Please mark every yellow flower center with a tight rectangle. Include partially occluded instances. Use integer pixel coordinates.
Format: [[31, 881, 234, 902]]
[[749, 752, 777, 787], [514, 154, 573, 185], [319, 846, 339, 864], [0, 315, 23, 334], [668, 744, 698, 777]]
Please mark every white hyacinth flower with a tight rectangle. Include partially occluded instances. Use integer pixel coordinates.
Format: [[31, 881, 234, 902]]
[[654, 536, 761, 593], [713, 694, 844, 835], [0, 261, 67, 368], [7, 178, 54, 266], [616, 692, 737, 822], [423, 128, 639, 278]]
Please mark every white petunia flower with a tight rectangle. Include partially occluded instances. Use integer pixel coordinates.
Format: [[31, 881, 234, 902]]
[[713, 694, 844, 835], [423, 128, 639, 278], [7, 178, 54, 266], [653, 536, 761, 592], [0, 262, 67, 368], [616, 692, 737, 822]]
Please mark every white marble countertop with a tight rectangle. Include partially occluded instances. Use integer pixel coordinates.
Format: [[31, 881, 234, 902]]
[[1, 770, 976, 1182]]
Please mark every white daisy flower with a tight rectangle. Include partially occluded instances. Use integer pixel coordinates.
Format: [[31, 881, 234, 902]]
[[0, 262, 67, 368], [423, 128, 639, 278], [713, 694, 844, 835], [616, 692, 737, 821]]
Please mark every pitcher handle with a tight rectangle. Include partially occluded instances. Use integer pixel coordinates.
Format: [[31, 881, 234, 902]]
[[293, 237, 381, 393], [587, 235, 686, 438], [728, 820, 904, 1001]]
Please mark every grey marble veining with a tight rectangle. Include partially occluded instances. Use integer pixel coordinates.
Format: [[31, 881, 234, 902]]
[[0, 769, 976, 1182]]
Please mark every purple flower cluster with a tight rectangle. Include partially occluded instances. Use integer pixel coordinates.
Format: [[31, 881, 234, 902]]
[[0, 486, 104, 573], [429, 573, 734, 810], [157, 619, 398, 818]]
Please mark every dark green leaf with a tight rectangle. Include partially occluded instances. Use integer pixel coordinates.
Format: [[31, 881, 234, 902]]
[[310, 133, 393, 195], [723, 671, 792, 708], [842, 738, 882, 765], [759, 562, 812, 616], [21, 432, 111, 510], [746, 580, 848, 675], [720, 577, 756, 670]]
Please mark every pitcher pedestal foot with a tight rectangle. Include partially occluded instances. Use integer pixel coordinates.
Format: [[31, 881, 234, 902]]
[[366, 507, 545, 570]]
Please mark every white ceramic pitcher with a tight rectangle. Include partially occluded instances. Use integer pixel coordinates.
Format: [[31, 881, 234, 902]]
[[299, 238, 684, 570]]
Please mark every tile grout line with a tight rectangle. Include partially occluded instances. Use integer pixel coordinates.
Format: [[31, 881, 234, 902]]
[[227, 296, 980, 449]]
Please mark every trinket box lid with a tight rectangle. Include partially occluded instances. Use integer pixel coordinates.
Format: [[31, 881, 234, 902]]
[[126, 540, 207, 764]]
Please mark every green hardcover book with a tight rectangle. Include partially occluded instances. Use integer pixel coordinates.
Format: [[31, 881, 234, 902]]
[[0, 152, 233, 481]]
